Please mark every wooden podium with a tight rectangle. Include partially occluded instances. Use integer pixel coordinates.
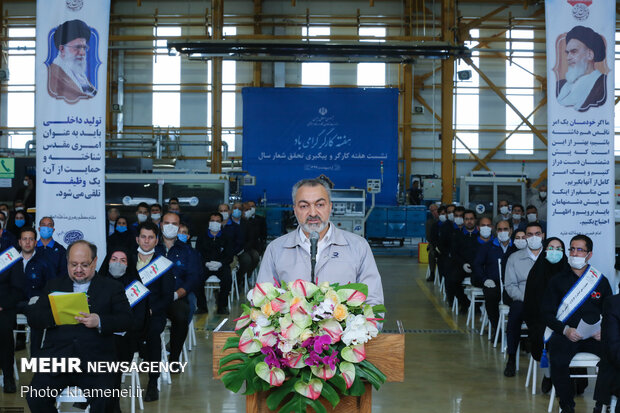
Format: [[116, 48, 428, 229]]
[[213, 332, 405, 413]]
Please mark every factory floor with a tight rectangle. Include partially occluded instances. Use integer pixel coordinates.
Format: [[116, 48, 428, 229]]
[[1, 256, 600, 413]]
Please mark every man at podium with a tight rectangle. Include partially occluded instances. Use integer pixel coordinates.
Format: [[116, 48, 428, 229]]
[[256, 178, 384, 306]]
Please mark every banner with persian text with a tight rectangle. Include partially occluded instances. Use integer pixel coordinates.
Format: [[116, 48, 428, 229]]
[[35, 0, 109, 257], [545, 0, 615, 287]]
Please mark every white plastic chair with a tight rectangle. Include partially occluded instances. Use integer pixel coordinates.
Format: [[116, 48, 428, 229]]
[[525, 355, 538, 395], [121, 352, 144, 413], [465, 286, 485, 330], [547, 352, 600, 413], [187, 318, 197, 351], [56, 387, 89, 413]]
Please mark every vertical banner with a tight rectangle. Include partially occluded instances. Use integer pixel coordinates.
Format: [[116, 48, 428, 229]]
[[545, 0, 615, 286], [35, 0, 109, 257]]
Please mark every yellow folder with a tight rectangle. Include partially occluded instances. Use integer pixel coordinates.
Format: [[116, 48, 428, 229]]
[[48, 292, 90, 325]]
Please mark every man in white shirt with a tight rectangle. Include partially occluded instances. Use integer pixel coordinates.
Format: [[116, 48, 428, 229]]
[[556, 25, 607, 112], [257, 178, 384, 305]]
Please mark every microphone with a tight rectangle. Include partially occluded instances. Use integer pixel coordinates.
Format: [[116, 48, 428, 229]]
[[310, 231, 319, 282]]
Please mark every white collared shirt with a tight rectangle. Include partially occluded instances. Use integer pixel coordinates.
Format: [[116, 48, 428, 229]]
[[527, 248, 541, 262], [22, 250, 35, 271], [73, 281, 91, 293], [298, 223, 334, 265]]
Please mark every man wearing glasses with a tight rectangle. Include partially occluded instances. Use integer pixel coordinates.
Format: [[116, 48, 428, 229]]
[[541, 235, 613, 413], [25, 240, 132, 413], [48, 19, 97, 103], [503, 222, 545, 377]]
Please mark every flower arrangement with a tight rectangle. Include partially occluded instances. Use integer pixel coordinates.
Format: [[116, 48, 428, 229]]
[[218, 279, 387, 413]]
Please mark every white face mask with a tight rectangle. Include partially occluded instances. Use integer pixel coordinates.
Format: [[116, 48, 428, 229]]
[[527, 235, 543, 250], [15, 206, 24, 212], [539, 192, 547, 199], [497, 231, 511, 243], [479, 226, 492, 238], [220, 211, 229, 221], [151, 213, 161, 221], [108, 262, 127, 278], [514, 239, 527, 250], [209, 221, 222, 233], [23, 180, 29, 187], [568, 255, 587, 270], [454, 217, 464, 226], [137, 213, 148, 223], [438, 215, 447, 222], [500, 206, 509, 215], [137, 246, 154, 255], [512, 213, 522, 221], [447, 213, 455, 222], [162, 223, 179, 239], [244, 209, 254, 219], [527, 213, 537, 223]]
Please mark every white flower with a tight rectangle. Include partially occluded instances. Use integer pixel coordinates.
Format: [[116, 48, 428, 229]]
[[341, 314, 378, 346], [256, 315, 271, 328], [277, 339, 295, 353], [311, 300, 335, 321], [246, 289, 254, 305]]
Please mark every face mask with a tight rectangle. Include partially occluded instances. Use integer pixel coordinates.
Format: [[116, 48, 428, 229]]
[[108, 262, 127, 278], [151, 213, 161, 221], [479, 226, 492, 238], [447, 213, 455, 222], [500, 206, 509, 215], [170, 210, 180, 215], [209, 221, 222, 233], [568, 255, 587, 270], [497, 231, 510, 243], [527, 235, 543, 250], [15, 219, 25, 228], [39, 226, 54, 239], [116, 225, 127, 233], [514, 239, 527, 249], [546, 250, 563, 264], [512, 214, 522, 221], [15, 206, 24, 212], [137, 213, 148, 223], [162, 223, 179, 239], [232, 209, 242, 219], [527, 213, 537, 223], [454, 217, 464, 226], [244, 210, 253, 219], [137, 246, 155, 255], [438, 215, 447, 222], [177, 233, 189, 243], [220, 211, 229, 221], [539, 192, 547, 199], [23, 180, 29, 187]]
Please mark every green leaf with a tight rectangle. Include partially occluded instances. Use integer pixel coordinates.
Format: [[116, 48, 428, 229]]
[[241, 303, 251, 313], [371, 304, 386, 314], [278, 393, 307, 413], [360, 360, 387, 384], [334, 283, 368, 298], [222, 336, 241, 351], [356, 367, 382, 390], [218, 364, 243, 373], [219, 353, 265, 395], [218, 352, 246, 370], [327, 375, 347, 393], [320, 381, 340, 408], [308, 399, 328, 413], [346, 376, 366, 396], [266, 379, 298, 410]]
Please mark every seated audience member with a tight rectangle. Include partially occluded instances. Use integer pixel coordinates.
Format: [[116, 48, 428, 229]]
[[36, 216, 67, 279], [473, 219, 513, 335], [219, 203, 242, 256], [130, 202, 150, 236], [133, 222, 174, 402], [541, 235, 612, 413], [510, 204, 526, 233], [438, 204, 460, 302], [13, 200, 25, 212], [150, 203, 162, 227], [503, 222, 545, 377], [447, 210, 485, 311], [529, 183, 547, 221], [14, 227, 54, 354], [526, 204, 547, 233], [0, 211, 17, 248], [0, 232, 25, 393], [9, 210, 29, 234], [107, 216, 136, 252], [99, 247, 148, 413], [425, 203, 439, 282], [522, 237, 569, 393], [196, 212, 234, 315], [493, 199, 512, 226], [106, 207, 120, 236], [25, 241, 132, 413], [0, 203, 10, 218], [177, 222, 201, 318], [599, 286, 620, 413], [168, 199, 191, 228], [246, 200, 267, 254]]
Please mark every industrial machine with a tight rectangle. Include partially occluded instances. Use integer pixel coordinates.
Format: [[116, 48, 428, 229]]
[[459, 172, 527, 217], [330, 188, 366, 237]]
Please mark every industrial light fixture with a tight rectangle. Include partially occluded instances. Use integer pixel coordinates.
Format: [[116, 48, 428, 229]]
[[457, 70, 472, 81]]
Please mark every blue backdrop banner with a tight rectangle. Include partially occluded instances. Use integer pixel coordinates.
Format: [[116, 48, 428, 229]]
[[242, 88, 399, 205]]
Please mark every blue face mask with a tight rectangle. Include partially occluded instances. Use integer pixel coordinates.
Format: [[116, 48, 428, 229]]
[[116, 225, 128, 233], [177, 233, 189, 243], [15, 219, 25, 228], [546, 249, 563, 264], [232, 209, 242, 219], [39, 226, 54, 239]]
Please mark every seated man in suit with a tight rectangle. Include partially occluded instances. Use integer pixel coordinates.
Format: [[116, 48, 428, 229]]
[[25, 240, 132, 413]]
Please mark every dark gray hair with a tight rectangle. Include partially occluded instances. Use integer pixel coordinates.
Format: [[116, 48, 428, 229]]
[[39, 216, 55, 227], [291, 178, 332, 204]]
